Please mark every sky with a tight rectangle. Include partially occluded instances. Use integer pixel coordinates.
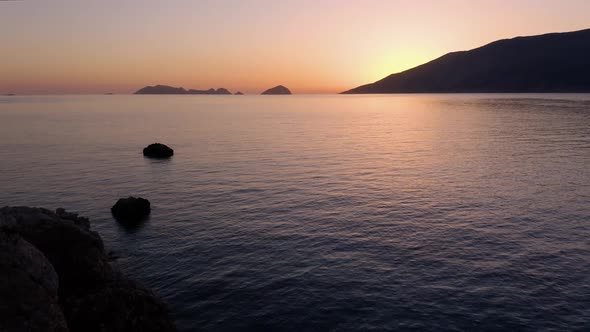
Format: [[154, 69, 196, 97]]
[[1, 0, 590, 94]]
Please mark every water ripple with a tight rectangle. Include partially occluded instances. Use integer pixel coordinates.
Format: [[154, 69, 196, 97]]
[[0, 94, 589, 331]]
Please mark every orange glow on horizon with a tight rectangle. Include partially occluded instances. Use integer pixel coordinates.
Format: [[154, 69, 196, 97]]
[[2, 1, 590, 94]]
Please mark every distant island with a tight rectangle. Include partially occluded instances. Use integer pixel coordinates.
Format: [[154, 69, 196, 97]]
[[136, 84, 293, 96], [261, 85, 291, 95], [343, 28, 590, 94], [135, 85, 233, 95]]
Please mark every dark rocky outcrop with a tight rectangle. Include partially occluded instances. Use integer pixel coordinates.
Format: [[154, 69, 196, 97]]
[[214, 88, 232, 95], [343, 28, 590, 94], [187, 88, 215, 94], [0, 229, 68, 332], [135, 85, 233, 95], [187, 88, 232, 95], [135, 85, 187, 94], [261, 85, 291, 95], [111, 197, 151, 224], [0, 206, 175, 332], [235, 91, 244, 95], [143, 143, 174, 159]]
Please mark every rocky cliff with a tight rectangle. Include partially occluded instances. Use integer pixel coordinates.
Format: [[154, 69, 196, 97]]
[[0, 206, 176, 332]]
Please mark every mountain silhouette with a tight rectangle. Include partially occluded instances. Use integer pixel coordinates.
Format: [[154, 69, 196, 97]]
[[261, 85, 292, 95], [135, 85, 233, 95], [343, 28, 590, 94]]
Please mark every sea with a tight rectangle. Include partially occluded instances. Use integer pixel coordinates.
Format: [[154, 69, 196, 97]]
[[0, 94, 588, 331]]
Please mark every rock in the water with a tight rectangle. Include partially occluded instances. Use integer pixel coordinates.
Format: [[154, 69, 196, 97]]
[[0, 206, 176, 332], [234, 91, 244, 95], [261, 85, 291, 95], [111, 197, 151, 224], [143, 143, 174, 159]]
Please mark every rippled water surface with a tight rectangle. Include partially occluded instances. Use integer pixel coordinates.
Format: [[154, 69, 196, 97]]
[[0, 94, 589, 331]]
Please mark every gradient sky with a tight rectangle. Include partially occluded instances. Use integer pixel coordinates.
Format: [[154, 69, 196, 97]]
[[2, 0, 590, 94]]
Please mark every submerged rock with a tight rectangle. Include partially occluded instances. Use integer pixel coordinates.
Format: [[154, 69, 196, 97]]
[[143, 143, 174, 159], [111, 197, 151, 224], [0, 206, 175, 332]]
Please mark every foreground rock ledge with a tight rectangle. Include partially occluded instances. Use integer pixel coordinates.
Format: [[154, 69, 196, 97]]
[[0, 206, 176, 332]]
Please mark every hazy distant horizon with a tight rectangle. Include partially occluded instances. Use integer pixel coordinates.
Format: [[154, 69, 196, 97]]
[[2, 0, 590, 94]]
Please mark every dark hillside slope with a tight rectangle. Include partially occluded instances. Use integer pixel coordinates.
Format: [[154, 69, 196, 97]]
[[343, 29, 590, 93]]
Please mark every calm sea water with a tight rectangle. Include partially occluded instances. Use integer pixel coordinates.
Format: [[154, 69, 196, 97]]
[[0, 94, 589, 331]]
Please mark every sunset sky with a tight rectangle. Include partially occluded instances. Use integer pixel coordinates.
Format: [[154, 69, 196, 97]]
[[2, 0, 590, 94]]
